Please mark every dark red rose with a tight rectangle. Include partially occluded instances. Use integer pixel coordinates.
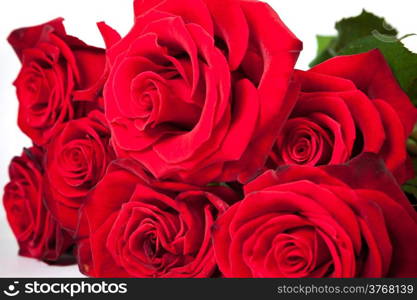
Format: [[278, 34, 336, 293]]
[[101, 0, 302, 185], [8, 18, 106, 145], [44, 111, 114, 234], [213, 153, 417, 277], [268, 50, 417, 183], [77, 159, 237, 277], [3, 147, 72, 263]]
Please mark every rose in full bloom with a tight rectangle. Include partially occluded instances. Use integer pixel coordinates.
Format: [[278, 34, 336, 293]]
[[76, 159, 237, 277], [8, 18, 106, 145], [268, 50, 417, 183], [3, 147, 72, 263], [44, 111, 114, 234], [102, 0, 302, 184], [213, 153, 417, 277]]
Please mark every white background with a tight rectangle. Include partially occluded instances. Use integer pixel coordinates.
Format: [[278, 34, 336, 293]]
[[0, 0, 417, 277]]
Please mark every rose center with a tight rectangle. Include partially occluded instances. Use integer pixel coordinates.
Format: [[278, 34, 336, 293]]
[[276, 118, 332, 166], [57, 141, 94, 188], [274, 227, 332, 277]]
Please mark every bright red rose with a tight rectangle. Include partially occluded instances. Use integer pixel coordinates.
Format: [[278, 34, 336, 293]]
[[213, 153, 417, 277], [77, 159, 237, 277], [44, 111, 114, 234], [101, 0, 302, 185], [8, 18, 106, 145], [3, 147, 72, 263], [268, 50, 417, 183]]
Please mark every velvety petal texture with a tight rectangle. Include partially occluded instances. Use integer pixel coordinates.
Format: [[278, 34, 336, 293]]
[[5, 0, 417, 280], [77, 159, 237, 277], [103, 0, 302, 184], [269, 50, 417, 184], [44, 111, 115, 234], [8, 18, 106, 145], [3, 147, 72, 263], [213, 153, 417, 278]]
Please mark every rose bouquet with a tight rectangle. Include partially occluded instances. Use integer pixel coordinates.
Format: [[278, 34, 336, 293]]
[[3, 0, 417, 278]]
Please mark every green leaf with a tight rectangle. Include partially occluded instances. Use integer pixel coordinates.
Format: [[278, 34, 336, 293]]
[[339, 35, 417, 105], [310, 35, 336, 67], [334, 10, 397, 51], [309, 10, 417, 106], [309, 10, 398, 67], [316, 35, 336, 54], [206, 182, 230, 188], [403, 184, 417, 202], [402, 157, 417, 202]]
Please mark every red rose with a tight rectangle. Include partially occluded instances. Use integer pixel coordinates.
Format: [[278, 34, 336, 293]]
[[213, 153, 417, 277], [77, 159, 237, 277], [268, 50, 417, 183], [101, 0, 302, 184], [44, 111, 114, 234], [3, 147, 72, 263], [8, 18, 106, 145]]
